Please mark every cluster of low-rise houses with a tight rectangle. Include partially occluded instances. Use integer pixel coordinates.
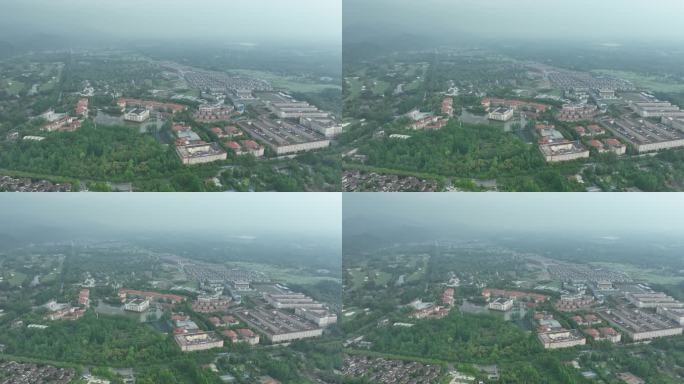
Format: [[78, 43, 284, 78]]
[[556, 293, 596, 312], [342, 170, 441, 192], [556, 102, 598, 122], [0, 175, 72, 192], [342, 355, 442, 384], [181, 69, 272, 95], [0, 361, 76, 384], [194, 102, 235, 122], [548, 70, 633, 94], [192, 292, 232, 313]]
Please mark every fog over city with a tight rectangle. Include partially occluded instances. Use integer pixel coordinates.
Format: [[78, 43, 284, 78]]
[[344, 193, 684, 240], [0, 0, 341, 48], [0, 193, 342, 245], [344, 0, 684, 45]]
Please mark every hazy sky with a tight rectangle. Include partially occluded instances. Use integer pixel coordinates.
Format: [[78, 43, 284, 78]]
[[0, 193, 341, 239], [1, 0, 341, 45], [344, 193, 684, 237], [344, 0, 684, 44]]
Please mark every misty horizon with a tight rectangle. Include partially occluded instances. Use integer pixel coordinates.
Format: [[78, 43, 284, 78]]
[[0, 193, 342, 244], [344, 193, 684, 239], [344, 0, 684, 47], [1, 0, 341, 49]]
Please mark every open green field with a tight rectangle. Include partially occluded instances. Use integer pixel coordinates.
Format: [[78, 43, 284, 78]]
[[228, 69, 340, 93], [371, 80, 390, 95], [593, 69, 684, 93], [347, 267, 367, 291], [373, 270, 393, 286], [228, 261, 339, 285], [404, 77, 424, 91], [345, 77, 363, 99], [344, 73, 390, 97], [405, 265, 427, 283], [3, 271, 27, 287], [39, 63, 63, 92], [1, 79, 26, 95], [41, 270, 59, 283], [590, 262, 684, 285], [402, 63, 428, 78]]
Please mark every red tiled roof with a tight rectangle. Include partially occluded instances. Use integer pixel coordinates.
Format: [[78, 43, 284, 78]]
[[238, 328, 255, 338], [223, 330, 238, 339], [241, 140, 260, 150]]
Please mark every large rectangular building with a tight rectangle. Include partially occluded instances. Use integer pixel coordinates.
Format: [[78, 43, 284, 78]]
[[626, 292, 683, 309], [539, 141, 590, 163], [631, 101, 684, 118], [603, 117, 684, 153], [174, 331, 224, 352], [268, 102, 330, 119], [599, 307, 683, 341], [235, 308, 323, 343], [123, 108, 150, 122], [488, 107, 514, 121], [238, 119, 330, 155], [300, 117, 343, 138], [488, 298, 513, 311], [294, 307, 338, 327], [263, 293, 324, 309], [657, 306, 684, 326], [124, 298, 150, 312], [662, 116, 684, 132], [260, 92, 331, 119], [176, 143, 227, 165], [538, 329, 586, 349]]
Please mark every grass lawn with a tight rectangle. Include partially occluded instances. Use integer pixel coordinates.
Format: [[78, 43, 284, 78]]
[[1, 79, 26, 95], [4, 271, 27, 286], [41, 270, 59, 283], [373, 271, 393, 286], [345, 77, 363, 99], [405, 77, 424, 91], [371, 80, 390, 95], [347, 268, 367, 291]]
